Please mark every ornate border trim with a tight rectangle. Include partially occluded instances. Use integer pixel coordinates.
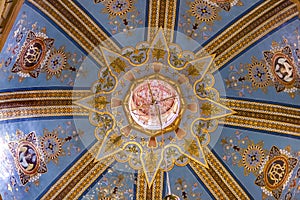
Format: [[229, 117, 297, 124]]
[[190, 160, 228, 199], [214, 3, 297, 70], [222, 98, 300, 135], [0, 0, 25, 51], [197, 0, 298, 72], [198, 0, 283, 55], [136, 170, 147, 199], [152, 170, 163, 199], [204, 147, 250, 199], [28, 0, 102, 64], [40, 142, 113, 200], [222, 115, 300, 135], [59, 0, 119, 52], [147, 0, 177, 42], [222, 98, 300, 119], [0, 90, 91, 102], [190, 147, 250, 200], [66, 158, 114, 200], [27, 0, 120, 66], [0, 90, 90, 121], [0, 106, 88, 121]]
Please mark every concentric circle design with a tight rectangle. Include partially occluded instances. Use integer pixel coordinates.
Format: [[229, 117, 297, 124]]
[[242, 145, 264, 172], [191, 1, 217, 22], [129, 79, 180, 130], [248, 61, 270, 88], [46, 50, 67, 75], [40, 133, 62, 161], [107, 0, 132, 16]]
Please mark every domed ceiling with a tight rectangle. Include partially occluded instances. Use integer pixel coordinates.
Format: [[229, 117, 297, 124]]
[[0, 0, 299, 199]]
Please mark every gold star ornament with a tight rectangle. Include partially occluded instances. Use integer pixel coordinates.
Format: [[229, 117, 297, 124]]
[[75, 29, 235, 186]]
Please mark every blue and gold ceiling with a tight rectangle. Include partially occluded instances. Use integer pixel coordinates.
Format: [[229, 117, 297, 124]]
[[0, 0, 299, 199]]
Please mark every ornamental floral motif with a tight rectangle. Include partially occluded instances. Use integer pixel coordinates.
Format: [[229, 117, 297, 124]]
[[186, 0, 222, 27], [81, 163, 135, 200], [8, 131, 47, 185], [42, 46, 77, 80], [11, 31, 54, 78], [227, 31, 300, 99], [191, 1, 217, 22], [40, 128, 65, 164], [94, 0, 142, 35], [75, 29, 234, 186], [263, 43, 300, 96], [248, 56, 272, 91], [238, 140, 267, 176], [107, 0, 133, 16], [255, 146, 298, 200]]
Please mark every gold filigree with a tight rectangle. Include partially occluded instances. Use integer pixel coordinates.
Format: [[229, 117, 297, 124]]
[[75, 29, 234, 187], [255, 146, 298, 199]]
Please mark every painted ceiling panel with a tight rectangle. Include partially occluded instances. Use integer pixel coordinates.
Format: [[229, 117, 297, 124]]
[[0, 118, 87, 200], [81, 162, 137, 200], [165, 165, 215, 199], [176, 0, 262, 45], [0, 0, 299, 200], [219, 17, 300, 105], [213, 126, 300, 200], [0, 3, 86, 90], [74, 0, 147, 46]]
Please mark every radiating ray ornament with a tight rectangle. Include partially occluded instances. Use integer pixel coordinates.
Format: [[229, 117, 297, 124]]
[[75, 29, 235, 186]]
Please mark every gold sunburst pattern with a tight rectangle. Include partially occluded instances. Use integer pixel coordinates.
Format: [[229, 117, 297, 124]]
[[75, 29, 235, 186], [39, 128, 66, 164], [187, 0, 222, 27], [100, 0, 137, 20], [238, 140, 268, 176]]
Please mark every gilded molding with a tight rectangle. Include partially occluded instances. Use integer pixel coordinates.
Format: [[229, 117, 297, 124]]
[[204, 147, 250, 200], [136, 170, 147, 199], [0, 106, 88, 121], [197, 0, 298, 72], [41, 147, 96, 199], [197, 0, 283, 56], [28, 0, 102, 64], [214, 3, 297, 70], [67, 158, 115, 200], [0, 90, 91, 102], [0, 0, 24, 51], [222, 98, 300, 119], [189, 160, 228, 199], [135, 170, 163, 199], [190, 147, 250, 200], [290, 0, 300, 17], [58, 0, 119, 52], [152, 170, 164, 200], [222, 98, 300, 135], [222, 115, 300, 135], [40, 142, 105, 200], [147, 0, 177, 42], [28, 0, 120, 66], [0, 90, 90, 121]]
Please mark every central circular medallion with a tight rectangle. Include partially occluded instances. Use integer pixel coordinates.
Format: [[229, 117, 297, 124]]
[[129, 79, 180, 130]]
